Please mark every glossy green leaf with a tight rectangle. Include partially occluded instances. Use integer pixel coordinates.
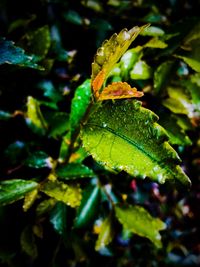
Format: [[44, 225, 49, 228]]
[[20, 226, 38, 259], [56, 163, 94, 180], [0, 179, 38, 206], [0, 38, 40, 69], [154, 61, 174, 94], [41, 180, 82, 208], [81, 100, 191, 186], [115, 204, 166, 248], [175, 55, 200, 72], [70, 79, 91, 137], [26, 96, 48, 135], [130, 60, 152, 80], [37, 80, 62, 103], [95, 216, 114, 251], [50, 202, 67, 235], [24, 151, 53, 169], [74, 185, 101, 228]]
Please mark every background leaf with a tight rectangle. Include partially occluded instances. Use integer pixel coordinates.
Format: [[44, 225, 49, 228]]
[[115, 204, 166, 248]]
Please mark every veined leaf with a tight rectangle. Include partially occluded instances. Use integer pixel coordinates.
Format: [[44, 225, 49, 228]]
[[115, 204, 166, 248], [91, 24, 149, 96], [41, 180, 82, 208], [81, 100, 190, 186], [74, 185, 101, 228], [95, 216, 114, 251], [0, 179, 38, 206]]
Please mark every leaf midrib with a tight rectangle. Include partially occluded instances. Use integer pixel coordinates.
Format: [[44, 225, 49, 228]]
[[86, 122, 175, 178]]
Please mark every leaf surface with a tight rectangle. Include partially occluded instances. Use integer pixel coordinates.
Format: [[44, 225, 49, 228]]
[[74, 185, 100, 228], [0, 179, 38, 206], [81, 100, 190, 186], [115, 204, 166, 248], [56, 163, 94, 180], [50, 202, 67, 235], [41, 180, 82, 208]]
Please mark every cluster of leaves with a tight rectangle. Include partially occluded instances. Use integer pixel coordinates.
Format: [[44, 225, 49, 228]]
[[0, 1, 200, 267]]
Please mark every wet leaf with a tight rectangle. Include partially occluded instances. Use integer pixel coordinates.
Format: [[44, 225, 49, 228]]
[[74, 185, 101, 228], [115, 204, 166, 248], [70, 79, 91, 137], [140, 26, 165, 37], [56, 163, 94, 180], [0, 179, 38, 206], [41, 180, 82, 208], [91, 24, 149, 97], [0, 38, 40, 69], [81, 100, 191, 186], [120, 48, 141, 79], [50, 202, 67, 235], [26, 96, 48, 135], [95, 216, 114, 251], [98, 81, 143, 100]]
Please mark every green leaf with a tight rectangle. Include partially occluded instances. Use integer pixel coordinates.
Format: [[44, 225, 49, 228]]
[[56, 163, 94, 180], [24, 151, 53, 169], [140, 26, 165, 37], [20, 226, 38, 259], [162, 86, 196, 118], [144, 37, 168, 49], [81, 100, 191, 186], [0, 179, 38, 206], [23, 189, 39, 212], [37, 80, 62, 103], [48, 112, 70, 138], [0, 38, 40, 69], [130, 60, 152, 80], [120, 48, 141, 79], [36, 198, 56, 217], [154, 61, 174, 94], [175, 55, 200, 72], [41, 180, 82, 208], [115, 204, 166, 248], [26, 96, 48, 135], [74, 185, 101, 228], [50, 202, 67, 235], [159, 114, 192, 146], [95, 216, 114, 251], [4, 141, 27, 165], [70, 79, 92, 137], [0, 110, 12, 120], [20, 26, 51, 59]]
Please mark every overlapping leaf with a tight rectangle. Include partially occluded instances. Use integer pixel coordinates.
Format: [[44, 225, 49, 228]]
[[81, 100, 191, 186]]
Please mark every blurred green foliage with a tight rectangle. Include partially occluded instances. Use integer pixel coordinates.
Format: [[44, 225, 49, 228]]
[[0, 1, 200, 267]]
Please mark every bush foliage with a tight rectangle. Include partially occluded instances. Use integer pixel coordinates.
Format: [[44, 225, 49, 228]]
[[0, 1, 200, 266]]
